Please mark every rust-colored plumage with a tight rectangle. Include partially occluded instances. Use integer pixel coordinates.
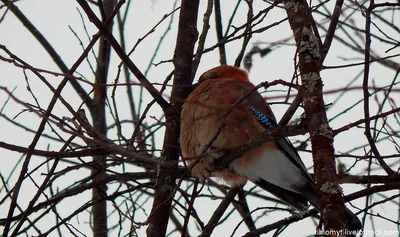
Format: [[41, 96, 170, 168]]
[[180, 65, 361, 231]]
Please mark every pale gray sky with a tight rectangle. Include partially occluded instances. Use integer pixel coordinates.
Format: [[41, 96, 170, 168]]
[[1, 0, 399, 236]]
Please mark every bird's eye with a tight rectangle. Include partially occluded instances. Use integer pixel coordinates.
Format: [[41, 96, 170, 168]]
[[198, 70, 221, 83], [206, 72, 219, 80]]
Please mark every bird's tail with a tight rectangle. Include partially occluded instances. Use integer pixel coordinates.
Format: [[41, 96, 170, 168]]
[[302, 183, 362, 232], [344, 208, 362, 232]]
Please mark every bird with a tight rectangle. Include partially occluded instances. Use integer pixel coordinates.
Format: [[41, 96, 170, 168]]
[[180, 65, 361, 231]]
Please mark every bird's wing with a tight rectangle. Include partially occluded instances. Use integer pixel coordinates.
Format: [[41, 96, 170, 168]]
[[230, 84, 321, 209], [246, 87, 362, 230], [246, 92, 314, 183]]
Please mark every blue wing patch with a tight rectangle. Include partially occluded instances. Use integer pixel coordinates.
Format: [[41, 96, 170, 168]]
[[249, 106, 276, 130]]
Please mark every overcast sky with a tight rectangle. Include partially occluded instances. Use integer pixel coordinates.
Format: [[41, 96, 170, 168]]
[[1, 0, 399, 236]]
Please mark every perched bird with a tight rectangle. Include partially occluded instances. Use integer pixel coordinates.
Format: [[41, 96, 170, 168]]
[[180, 65, 361, 231]]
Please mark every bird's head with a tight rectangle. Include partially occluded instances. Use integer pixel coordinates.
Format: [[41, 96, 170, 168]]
[[183, 66, 251, 94], [198, 65, 250, 84]]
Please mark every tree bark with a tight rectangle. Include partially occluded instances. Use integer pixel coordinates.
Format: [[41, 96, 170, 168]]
[[146, 0, 199, 236], [283, 0, 347, 234]]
